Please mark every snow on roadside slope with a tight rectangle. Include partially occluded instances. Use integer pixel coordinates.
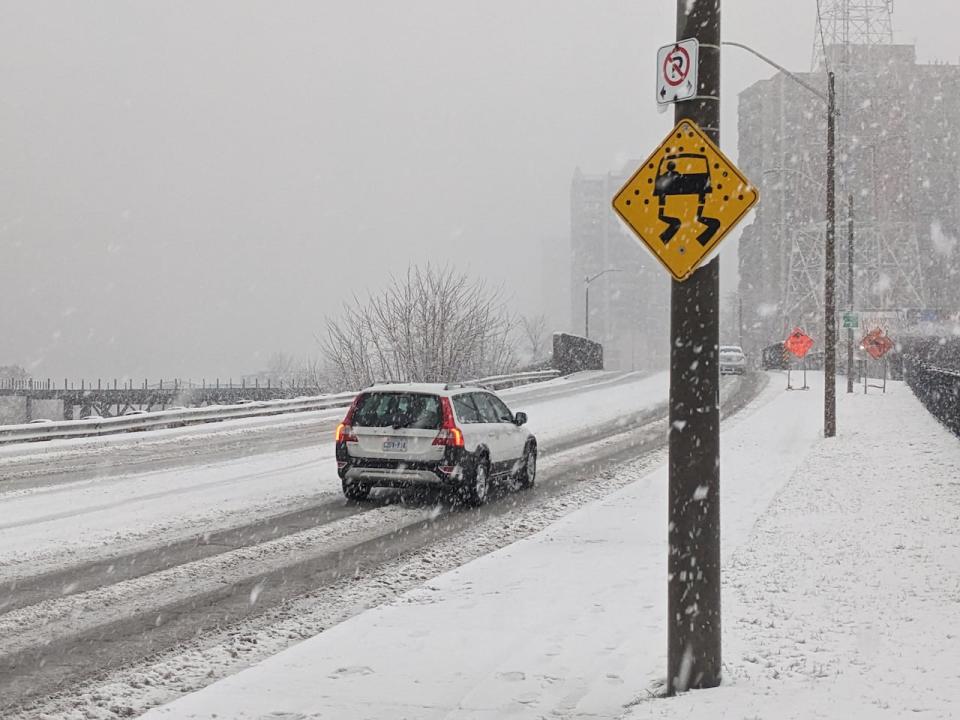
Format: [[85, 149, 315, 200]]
[[0, 371, 667, 580], [623, 380, 960, 719], [140, 372, 824, 720]]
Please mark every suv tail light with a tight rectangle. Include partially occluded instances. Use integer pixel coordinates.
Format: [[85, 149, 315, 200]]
[[335, 423, 358, 443], [433, 397, 464, 448], [335, 394, 363, 443]]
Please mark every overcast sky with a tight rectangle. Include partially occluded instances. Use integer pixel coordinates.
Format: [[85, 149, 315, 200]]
[[2, 1, 956, 380]]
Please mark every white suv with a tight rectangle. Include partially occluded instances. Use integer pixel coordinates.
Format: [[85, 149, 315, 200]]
[[334, 383, 537, 506]]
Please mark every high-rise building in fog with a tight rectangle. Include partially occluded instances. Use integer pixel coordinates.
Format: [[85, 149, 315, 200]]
[[569, 166, 669, 371], [540, 234, 571, 339], [737, 44, 960, 351]]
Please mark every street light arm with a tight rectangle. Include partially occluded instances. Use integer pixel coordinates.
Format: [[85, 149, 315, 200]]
[[722, 41, 831, 106], [585, 267, 623, 285]]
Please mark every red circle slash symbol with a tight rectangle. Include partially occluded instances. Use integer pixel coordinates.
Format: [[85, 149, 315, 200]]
[[663, 45, 690, 87]]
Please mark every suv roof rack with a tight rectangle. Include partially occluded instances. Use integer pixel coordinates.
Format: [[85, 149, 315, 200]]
[[445, 382, 485, 391], [443, 382, 489, 392]]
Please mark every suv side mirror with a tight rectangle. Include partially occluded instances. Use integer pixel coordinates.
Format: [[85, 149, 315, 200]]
[[514, 411, 527, 426]]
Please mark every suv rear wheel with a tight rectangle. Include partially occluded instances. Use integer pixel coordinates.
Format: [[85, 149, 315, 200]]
[[342, 477, 370, 501], [460, 455, 491, 507]]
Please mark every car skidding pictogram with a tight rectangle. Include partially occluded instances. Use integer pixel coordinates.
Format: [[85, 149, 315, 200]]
[[611, 119, 759, 281]]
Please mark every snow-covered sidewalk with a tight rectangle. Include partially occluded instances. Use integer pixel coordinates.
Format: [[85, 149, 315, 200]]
[[142, 374, 960, 719], [624, 377, 960, 719]]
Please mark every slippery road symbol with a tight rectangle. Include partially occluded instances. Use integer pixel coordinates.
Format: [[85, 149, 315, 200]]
[[610, 118, 759, 282], [652, 154, 721, 247]]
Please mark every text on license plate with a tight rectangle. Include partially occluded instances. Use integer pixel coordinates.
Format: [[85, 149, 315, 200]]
[[383, 439, 408, 452]]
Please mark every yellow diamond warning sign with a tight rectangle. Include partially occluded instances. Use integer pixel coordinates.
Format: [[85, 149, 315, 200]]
[[612, 119, 758, 281]]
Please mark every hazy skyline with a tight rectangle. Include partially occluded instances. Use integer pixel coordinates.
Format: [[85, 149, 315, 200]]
[[2, 1, 957, 379]]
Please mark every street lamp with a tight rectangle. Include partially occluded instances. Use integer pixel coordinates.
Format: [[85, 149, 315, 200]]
[[584, 268, 622, 340], [723, 41, 838, 437]]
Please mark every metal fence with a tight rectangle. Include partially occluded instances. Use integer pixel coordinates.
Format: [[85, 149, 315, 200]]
[[904, 357, 960, 437], [0, 369, 560, 445], [0, 377, 315, 391], [902, 335, 960, 437]]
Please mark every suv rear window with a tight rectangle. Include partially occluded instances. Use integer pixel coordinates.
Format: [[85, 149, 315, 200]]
[[351, 392, 442, 429]]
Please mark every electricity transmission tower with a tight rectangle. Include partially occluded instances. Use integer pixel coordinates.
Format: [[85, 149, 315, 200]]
[[812, 0, 894, 71], [799, 0, 926, 318]]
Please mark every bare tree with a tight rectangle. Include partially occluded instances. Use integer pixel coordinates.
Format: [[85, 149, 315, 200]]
[[319, 265, 519, 390], [519, 314, 549, 362], [0, 364, 29, 382], [266, 352, 297, 379], [299, 355, 330, 394]]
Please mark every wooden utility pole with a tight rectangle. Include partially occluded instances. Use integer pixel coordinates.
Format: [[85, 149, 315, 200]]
[[846, 194, 855, 393], [668, 0, 722, 695], [824, 71, 837, 435]]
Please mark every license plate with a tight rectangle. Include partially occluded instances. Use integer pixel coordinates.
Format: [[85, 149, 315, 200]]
[[383, 438, 408, 452]]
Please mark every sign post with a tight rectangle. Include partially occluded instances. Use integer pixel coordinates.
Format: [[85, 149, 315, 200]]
[[663, 3, 722, 691], [613, 3, 758, 696]]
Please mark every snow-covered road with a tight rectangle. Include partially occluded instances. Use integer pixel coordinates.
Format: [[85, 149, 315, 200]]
[[0, 371, 662, 579], [135, 370, 811, 720], [2, 369, 769, 717], [134, 373, 960, 720]]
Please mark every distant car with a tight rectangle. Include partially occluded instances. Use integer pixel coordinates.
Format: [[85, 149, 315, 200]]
[[334, 383, 537, 506], [121, 408, 150, 431], [719, 345, 747, 375], [28, 418, 54, 424]]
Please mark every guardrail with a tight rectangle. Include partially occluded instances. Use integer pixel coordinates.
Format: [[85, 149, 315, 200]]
[[0, 370, 560, 445], [904, 358, 960, 437]]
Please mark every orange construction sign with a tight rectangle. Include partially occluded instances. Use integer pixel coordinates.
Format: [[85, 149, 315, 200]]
[[860, 328, 895, 360], [784, 328, 814, 359]]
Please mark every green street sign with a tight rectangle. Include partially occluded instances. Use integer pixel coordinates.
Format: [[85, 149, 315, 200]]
[[842, 312, 859, 329]]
